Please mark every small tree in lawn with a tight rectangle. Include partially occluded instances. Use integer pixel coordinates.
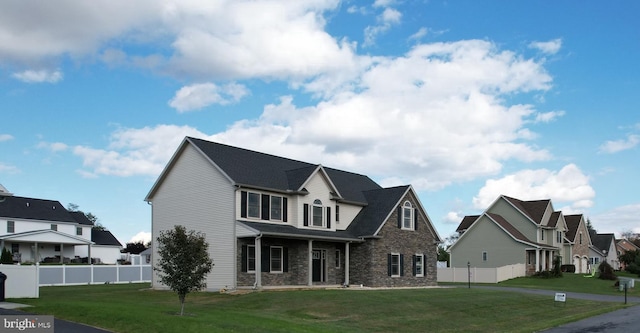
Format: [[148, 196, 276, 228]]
[[155, 225, 213, 316]]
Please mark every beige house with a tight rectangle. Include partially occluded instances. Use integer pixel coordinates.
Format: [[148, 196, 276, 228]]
[[564, 215, 593, 273], [450, 196, 571, 275]]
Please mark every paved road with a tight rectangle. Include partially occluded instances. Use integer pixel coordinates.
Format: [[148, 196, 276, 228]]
[[0, 307, 112, 333]]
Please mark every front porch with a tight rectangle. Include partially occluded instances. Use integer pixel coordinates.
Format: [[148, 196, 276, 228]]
[[0, 229, 94, 264], [525, 247, 560, 276]]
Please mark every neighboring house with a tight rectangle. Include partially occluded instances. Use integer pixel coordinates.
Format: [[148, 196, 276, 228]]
[[564, 215, 593, 274], [449, 195, 571, 275], [145, 137, 442, 291], [0, 186, 122, 264], [617, 238, 640, 270], [590, 233, 618, 270]]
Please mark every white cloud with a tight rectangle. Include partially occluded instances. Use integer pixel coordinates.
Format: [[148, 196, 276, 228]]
[[12, 69, 63, 83], [409, 27, 428, 41], [534, 110, 565, 123], [599, 134, 639, 154], [592, 203, 640, 236], [364, 7, 402, 47], [129, 231, 152, 244], [529, 38, 562, 55], [444, 211, 464, 224], [472, 164, 595, 211], [38, 141, 69, 152], [0, 163, 20, 174], [168, 82, 249, 112], [0, 134, 14, 142]]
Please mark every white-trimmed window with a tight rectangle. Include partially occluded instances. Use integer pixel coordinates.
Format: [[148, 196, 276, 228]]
[[247, 192, 260, 218], [389, 253, 401, 277], [414, 254, 424, 277], [402, 201, 414, 230], [335, 205, 340, 223], [51, 224, 58, 231], [556, 231, 562, 243], [540, 229, 544, 241], [76, 227, 83, 236], [312, 199, 324, 227], [579, 232, 583, 244], [11, 243, 19, 254], [271, 196, 282, 221], [247, 245, 256, 273], [270, 246, 283, 273], [7, 221, 14, 233], [482, 251, 488, 262]]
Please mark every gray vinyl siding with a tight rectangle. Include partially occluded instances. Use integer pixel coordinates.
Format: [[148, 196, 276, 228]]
[[151, 144, 236, 290], [451, 215, 527, 268]]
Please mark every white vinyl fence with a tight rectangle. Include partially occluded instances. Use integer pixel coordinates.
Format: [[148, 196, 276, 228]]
[[438, 263, 525, 283], [0, 263, 152, 298]]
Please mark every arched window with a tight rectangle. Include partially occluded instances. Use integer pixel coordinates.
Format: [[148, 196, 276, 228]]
[[312, 199, 323, 227], [402, 201, 414, 230]]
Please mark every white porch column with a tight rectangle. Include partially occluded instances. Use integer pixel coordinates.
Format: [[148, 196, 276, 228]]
[[308, 240, 313, 286], [60, 243, 64, 263], [255, 237, 262, 289], [344, 242, 350, 286], [535, 249, 540, 272], [88, 244, 92, 264], [541, 250, 547, 271]]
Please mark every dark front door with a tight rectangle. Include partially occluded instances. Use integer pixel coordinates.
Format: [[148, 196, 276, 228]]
[[312, 250, 326, 282]]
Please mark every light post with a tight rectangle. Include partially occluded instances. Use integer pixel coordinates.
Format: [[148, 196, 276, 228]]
[[467, 261, 471, 289]]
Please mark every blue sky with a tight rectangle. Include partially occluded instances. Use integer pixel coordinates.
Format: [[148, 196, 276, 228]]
[[1, 0, 639, 245]]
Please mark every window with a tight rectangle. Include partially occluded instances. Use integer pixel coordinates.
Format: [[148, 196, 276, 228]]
[[335, 249, 341, 268], [7, 221, 14, 233], [51, 224, 58, 231], [11, 243, 19, 254], [389, 253, 401, 277], [556, 231, 562, 243], [247, 192, 260, 218], [482, 251, 488, 261], [54, 245, 61, 252], [402, 201, 414, 230], [76, 227, 83, 236], [335, 205, 340, 223], [270, 196, 282, 221], [312, 199, 323, 227], [540, 229, 544, 241], [579, 232, 583, 244], [247, 245, 256, 273], [414, 254, 424, 277], [270, 246, 283, 273]]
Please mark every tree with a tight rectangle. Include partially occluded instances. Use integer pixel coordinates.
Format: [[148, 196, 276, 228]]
[[1, 248, 13, 264], [122, 241, 148, 254], [586, 218, 597, 236], [67, 203, 104, 230], [155, 225, 213, 316], [437, 245, 450, 266]]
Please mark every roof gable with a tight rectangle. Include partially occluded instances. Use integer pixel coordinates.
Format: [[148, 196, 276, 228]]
[[456, 215, 480, 233], [0, 196, 75, 223], [564, 214, 584, 241], [502, 196, 551, 225], [591, 233, 615, 253], [347, 186, 410, 237], [92, 229, 123, 247]]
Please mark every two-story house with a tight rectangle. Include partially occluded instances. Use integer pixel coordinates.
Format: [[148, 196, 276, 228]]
[[145, 137, 442, 290], [449, 195, 571, 275], [0, 186, 122, 264], [564, 214, 592, 273]]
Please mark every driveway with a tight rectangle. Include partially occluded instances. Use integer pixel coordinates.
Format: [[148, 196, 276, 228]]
[[0, 306, 112, 333]]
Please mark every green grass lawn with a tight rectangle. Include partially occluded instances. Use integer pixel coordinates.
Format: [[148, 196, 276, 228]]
[[11, 283, 628, 333], [498, 272, 640, 297]]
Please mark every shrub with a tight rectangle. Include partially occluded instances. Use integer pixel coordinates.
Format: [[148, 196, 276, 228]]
[[0, 248, 13, 264], [597, 261, 617, 280], [626, 263, 640, 275], [551, 256, 563, 278], [561, 264, 576, 273]]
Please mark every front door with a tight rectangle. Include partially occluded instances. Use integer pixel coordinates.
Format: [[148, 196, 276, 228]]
[[312, 250, 326, 282]]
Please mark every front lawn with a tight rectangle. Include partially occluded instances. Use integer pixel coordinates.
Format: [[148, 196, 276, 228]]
[[499, 272, 640, 297], [12, 283, 627, 333]]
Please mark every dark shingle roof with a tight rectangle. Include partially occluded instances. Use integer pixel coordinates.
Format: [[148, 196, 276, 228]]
[[91, 229, 122, 247], [503, 196, 550, 224], [548, 211, 561, 227], [240, 221, 361, 242], [0, 196, 75, 223], [347, 186, 410, 237], [564, 214, 583, 241], [188, 137, 381, 204], [591, 233, 615, 253], [69, 211, 95, 226], [456, 215, 480, 233]]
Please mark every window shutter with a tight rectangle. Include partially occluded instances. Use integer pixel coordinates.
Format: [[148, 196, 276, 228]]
[[412, 255, 417, 276], [283, 198, 288, 222], [387, 253, 392, 276], [400, 254, 405, 276], [261, 194, 270, 220], [261, 246, 269, 272], [241, 245, 248, 272], [326, 207, 331, 229], [303, 204, 309, 226], [241, 191, 248, 218], [414, 209, 418, 230], [397, 206, 402, 228], [424, 253, 428, 277], [283, 247, 289, 272]]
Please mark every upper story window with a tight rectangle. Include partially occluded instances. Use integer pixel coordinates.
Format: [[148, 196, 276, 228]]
[[77, 227, 83, 236], [240, 191, 287, 222], [7, 221, 14, 233], [51, 224, 58, 231], [540, 229, 544, 241], [556, 231, 562, 243], [402, 201, 414, 230], [312, 199, 323, 227], [579, 232, 583, 244], [335, 205, 340, 223], [303, 199, 331, 229]]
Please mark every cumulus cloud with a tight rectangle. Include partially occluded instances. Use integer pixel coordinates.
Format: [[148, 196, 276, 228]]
[[592, 203, 640, 235], [472, 164, 595, 211], [529, 38, 562, 55], [534, 110, 565, 123], [0, 134, 14, 142], [12, 69, 63, 83], [38, 141, 69, 152], [129, 231, 152, 244], [0, 163, 20, 174], [599, 134, 639, 154], [168, 82, 249, 112], [364, 6, 402, 47]]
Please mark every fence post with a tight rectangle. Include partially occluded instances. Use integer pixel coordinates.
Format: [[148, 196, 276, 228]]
[[90, 264, 94, 284], [116, 263, 120, 283], [62, 264, 66, 285]]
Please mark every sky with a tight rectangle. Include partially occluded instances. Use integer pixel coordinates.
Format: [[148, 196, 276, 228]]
[[1, 0, 639, 246]]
